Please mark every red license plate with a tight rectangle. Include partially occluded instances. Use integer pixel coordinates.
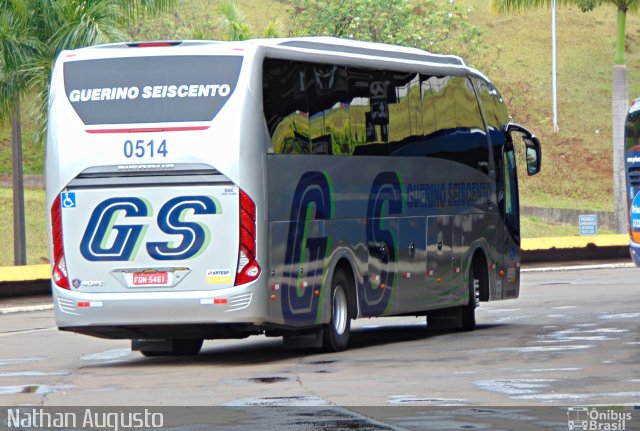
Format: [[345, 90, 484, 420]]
[[133, 271, 168, 286]]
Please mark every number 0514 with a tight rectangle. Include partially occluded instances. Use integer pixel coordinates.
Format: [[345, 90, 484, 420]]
[[123, 139, 168, 158]]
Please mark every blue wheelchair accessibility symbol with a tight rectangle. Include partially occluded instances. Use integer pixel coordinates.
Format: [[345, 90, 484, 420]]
[[61, 192, 76, 208]]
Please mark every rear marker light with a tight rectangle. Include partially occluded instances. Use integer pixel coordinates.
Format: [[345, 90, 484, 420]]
[[77, 301, 103, 308], [234, 190, 261, 286], [51, 195, 70, 290]]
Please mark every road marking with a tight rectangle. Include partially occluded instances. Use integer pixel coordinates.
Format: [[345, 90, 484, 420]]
[[522, 262, 635, 272], [0, 327, 56, 337], [0, 304, 53, 315]]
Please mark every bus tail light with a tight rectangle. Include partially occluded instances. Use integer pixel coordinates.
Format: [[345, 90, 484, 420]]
[[51, 195, 70, 289], [235, 190, 260, 286]]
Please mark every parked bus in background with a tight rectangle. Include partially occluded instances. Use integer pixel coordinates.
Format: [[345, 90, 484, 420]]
[[625, 97, 640, 266], [46, 37, 541, 356]]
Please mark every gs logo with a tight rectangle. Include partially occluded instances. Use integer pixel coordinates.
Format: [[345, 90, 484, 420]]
[[80, 196, 218, 261]]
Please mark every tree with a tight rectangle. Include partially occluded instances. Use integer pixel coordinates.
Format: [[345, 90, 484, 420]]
[[492, 0, 640, 234], [0, 0, 41, 265], [217, 0, 252, 41], [0, 0, 175, 265], [288, 0, 486, 67]]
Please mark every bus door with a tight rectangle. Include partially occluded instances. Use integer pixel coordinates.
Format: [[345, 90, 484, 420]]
[[496, 141, 520, 299], [497, 124, 542, 299]]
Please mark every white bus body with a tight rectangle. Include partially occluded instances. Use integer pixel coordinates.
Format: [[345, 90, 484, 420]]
[[47, 38, 540, 355]]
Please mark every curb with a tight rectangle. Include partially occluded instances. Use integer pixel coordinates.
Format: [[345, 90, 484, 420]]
[[521, 234, 630, 263], [0, 264, 51, 298], [0, 235, 631, 298]]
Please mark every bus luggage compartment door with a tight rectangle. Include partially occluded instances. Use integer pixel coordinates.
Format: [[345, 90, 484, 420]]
[[396, 217, 427, 314], [426, 215, 453, 308]]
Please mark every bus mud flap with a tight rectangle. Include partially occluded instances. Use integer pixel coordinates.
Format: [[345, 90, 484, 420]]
[[282, 328, 324, 350], [426, 307, 463, 330], [132, 338, 174, 352]]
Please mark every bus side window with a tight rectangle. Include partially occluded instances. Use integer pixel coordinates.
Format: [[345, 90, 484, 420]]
[[349, 67, 391, 153], [474, 78, 509, 175], [415, 75, 489, 173], [421, 77, 437, 137], [307, 64, 349, 155], [503, 145, 520, 239], [263, 59, 310, 154], [388, 72, 419, 145]]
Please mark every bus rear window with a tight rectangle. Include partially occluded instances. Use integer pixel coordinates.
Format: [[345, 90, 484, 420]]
[[63, 55, 242, 125]]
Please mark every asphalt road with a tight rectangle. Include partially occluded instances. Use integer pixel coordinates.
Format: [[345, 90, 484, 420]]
[[0, 265, 638, 429]]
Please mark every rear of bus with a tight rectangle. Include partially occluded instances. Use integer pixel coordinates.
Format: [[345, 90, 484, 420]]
[[46, 42, 268, 347], [626, 98, 640, 266]]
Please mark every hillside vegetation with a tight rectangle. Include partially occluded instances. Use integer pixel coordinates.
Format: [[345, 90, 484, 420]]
[[0, 0, 636, 264], [468, 1, 640, 212]]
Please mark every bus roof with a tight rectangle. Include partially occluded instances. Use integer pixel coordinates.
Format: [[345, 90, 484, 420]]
[[58, 37, 490, 83], [64, 37, 468, 67]]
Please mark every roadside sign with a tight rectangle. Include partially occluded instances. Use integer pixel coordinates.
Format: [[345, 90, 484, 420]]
[[579, 214, 597, 236]]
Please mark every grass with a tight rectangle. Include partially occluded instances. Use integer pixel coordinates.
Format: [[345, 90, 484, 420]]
[[0, 188, 48, 266], [521, 215, 616, 238], [463, 1, 640, 211], [4, 1, 636, 211], [1, 1, 636, 264]]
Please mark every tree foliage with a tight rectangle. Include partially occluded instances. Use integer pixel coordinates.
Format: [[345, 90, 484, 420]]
[[288, 0, 487, 66], [217, 0, 252, 41], [0, 0, 176, 142]]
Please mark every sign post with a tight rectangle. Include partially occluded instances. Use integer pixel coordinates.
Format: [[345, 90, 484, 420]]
[[579, 214, 598, 236]]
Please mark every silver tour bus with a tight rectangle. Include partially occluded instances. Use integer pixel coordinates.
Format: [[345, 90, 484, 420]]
[[47, 37, 541, 356]]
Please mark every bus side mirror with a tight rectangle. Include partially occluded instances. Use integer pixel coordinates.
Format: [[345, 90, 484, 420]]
[[523, 136, 541, 176], [501, 122, 542, 176]]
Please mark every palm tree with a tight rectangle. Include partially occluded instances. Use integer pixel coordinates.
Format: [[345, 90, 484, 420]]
[[217, 0, 252, 41], [492, 0, 640, 234], [0, 0, 41, 265], [0, 0, 175, 265]]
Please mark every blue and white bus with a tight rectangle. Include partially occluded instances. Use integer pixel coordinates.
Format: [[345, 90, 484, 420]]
[[47, 37, 541, 356], [625, 97, 640, 266]]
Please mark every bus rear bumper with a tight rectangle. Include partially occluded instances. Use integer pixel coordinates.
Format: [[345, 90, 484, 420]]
[[52, 284, 269, 339]]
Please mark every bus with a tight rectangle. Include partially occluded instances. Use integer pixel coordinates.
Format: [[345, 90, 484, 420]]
[[625, 97, 640, 266], [46, 37, 541, 356]]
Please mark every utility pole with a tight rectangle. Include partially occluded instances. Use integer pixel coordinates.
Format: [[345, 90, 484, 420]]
[[552, 0, 559, 132], [11, 99, 26, 266]]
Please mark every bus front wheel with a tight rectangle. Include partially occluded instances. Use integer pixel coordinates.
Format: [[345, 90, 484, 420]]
[[461, 263, 481, 331], [322, 269, 351, 352]]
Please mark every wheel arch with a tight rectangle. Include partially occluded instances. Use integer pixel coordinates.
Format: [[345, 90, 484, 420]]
[[467, 245, 490, 302], [325, 249, 358, 321]]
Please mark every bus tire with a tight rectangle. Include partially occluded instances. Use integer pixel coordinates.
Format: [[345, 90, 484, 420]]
[[322, 269, 351, 352], [461, 263, 481, 331], [140, 339, 203, 357]]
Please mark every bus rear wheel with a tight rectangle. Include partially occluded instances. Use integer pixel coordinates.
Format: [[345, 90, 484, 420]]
[[322, 269, 351, 352]]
